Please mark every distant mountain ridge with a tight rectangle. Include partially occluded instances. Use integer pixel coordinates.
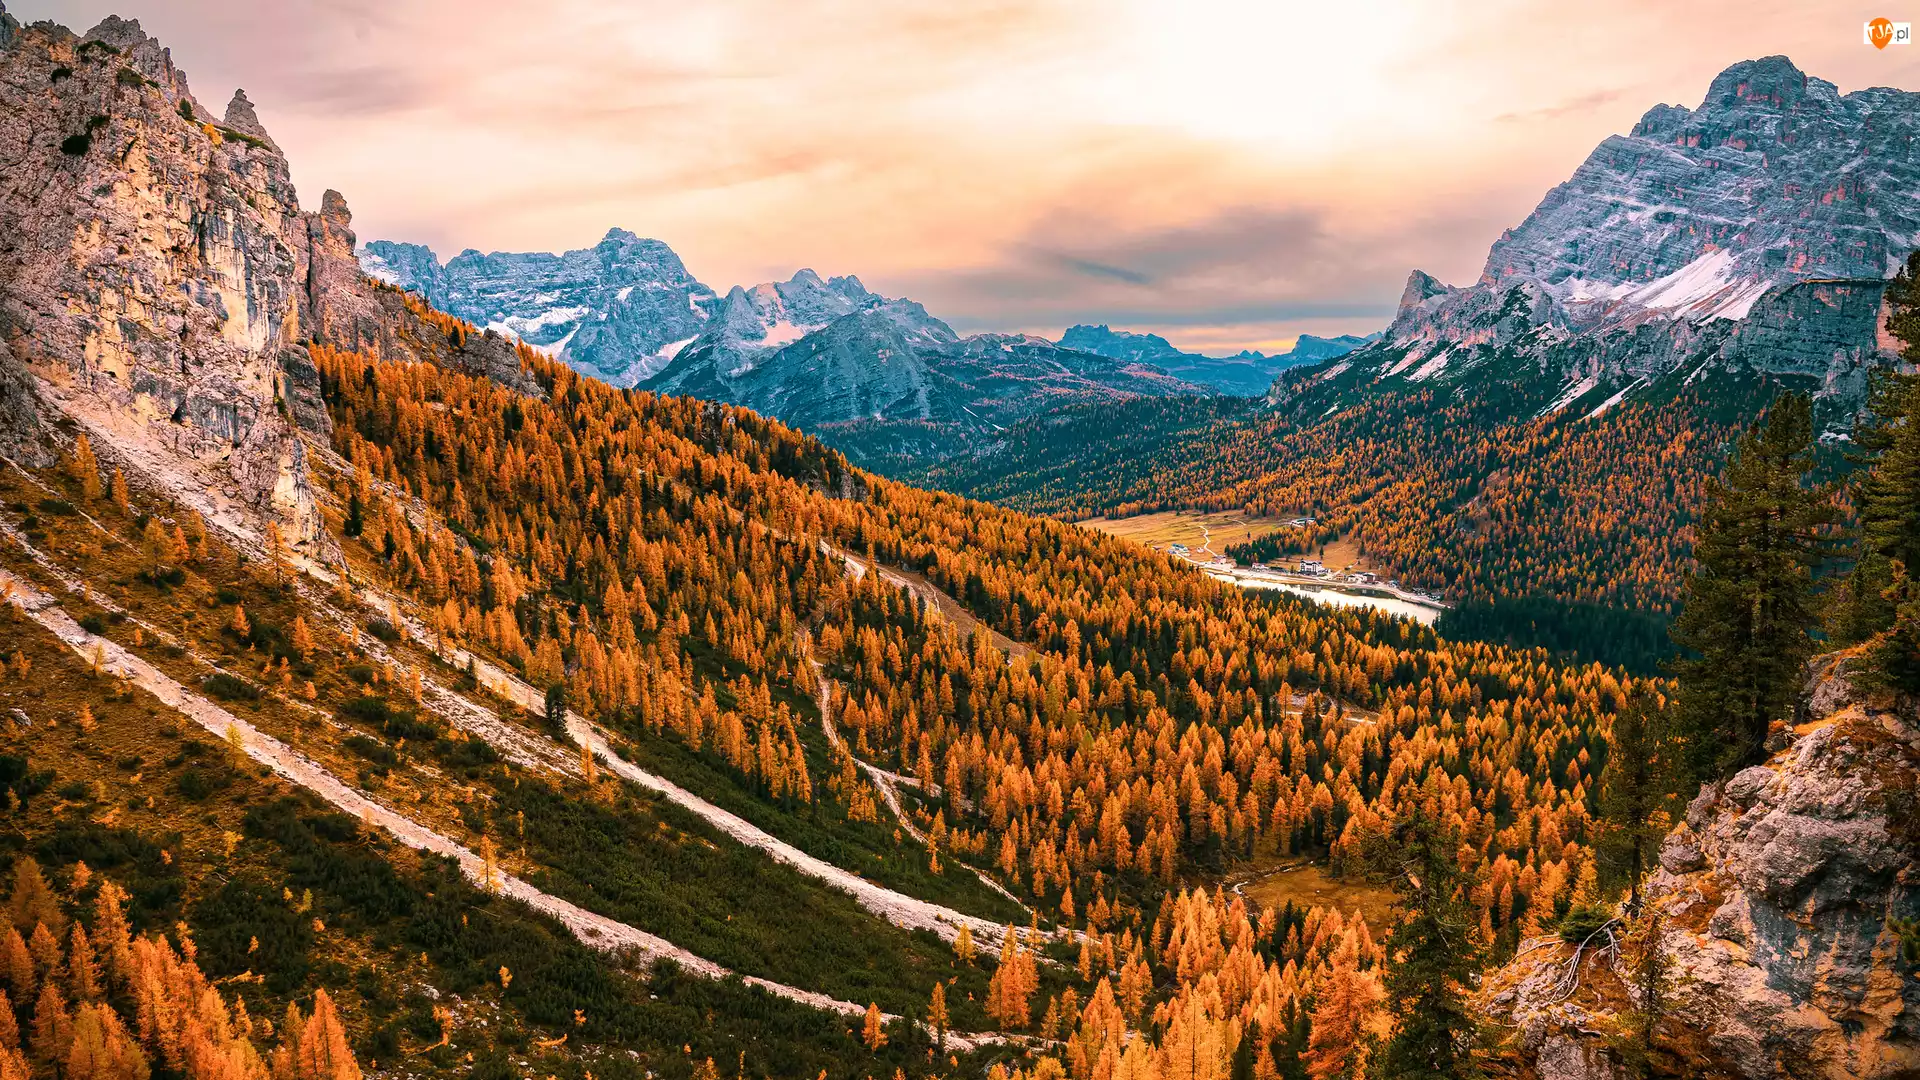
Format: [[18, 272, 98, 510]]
[[1057, 324, 1377, 395], [361, 229, 718, 385], [360, 236, 1212, 469], [639, 296, 1205, 471], [917, 54, 1920, 614]]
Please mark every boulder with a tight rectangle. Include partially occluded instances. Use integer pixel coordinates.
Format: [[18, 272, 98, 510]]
[[1482, 675, 1920, 1079]]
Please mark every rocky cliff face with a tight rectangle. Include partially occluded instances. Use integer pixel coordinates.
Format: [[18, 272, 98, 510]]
[[1296, 56, 1913, 423], [0, 5, 530, 556], [0, 9, 333, 548], [300, 193, 537, 399], [1486, 656, 1920, 1080]]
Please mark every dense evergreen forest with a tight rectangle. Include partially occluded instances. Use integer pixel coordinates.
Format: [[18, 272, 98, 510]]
[[912, 362, 1797, 617], [1434, 598, 1675, 675]]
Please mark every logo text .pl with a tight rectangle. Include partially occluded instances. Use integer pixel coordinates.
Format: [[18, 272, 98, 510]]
[[1867, 18, 1912, 47]]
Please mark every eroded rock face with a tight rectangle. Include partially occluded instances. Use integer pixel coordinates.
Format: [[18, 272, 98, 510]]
[[0, 10, 335, 547], [0, 5, 536, 553], [0, 337, 49, 467], [1487, 659, 1920, 1079]]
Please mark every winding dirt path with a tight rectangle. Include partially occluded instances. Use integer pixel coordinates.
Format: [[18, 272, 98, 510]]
[[0, 565, 1025, 1042], [811, 658, 927, 842], [340, 581, 1018, 951], [808, 657, 1034, 918]]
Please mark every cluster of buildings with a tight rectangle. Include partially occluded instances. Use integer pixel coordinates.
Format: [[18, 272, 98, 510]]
[[1170, 543, 1449, 606]]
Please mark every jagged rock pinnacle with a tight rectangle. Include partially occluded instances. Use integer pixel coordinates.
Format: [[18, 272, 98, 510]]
[[223, 88, 280, 151], [84, 14, 150, 49], [320, 189, 352, 226], [1398, 270, 1453, 313]]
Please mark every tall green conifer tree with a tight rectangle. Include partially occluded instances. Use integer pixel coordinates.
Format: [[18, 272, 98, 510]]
[[1831, 251, 1920, 691], [1597, 690, 1675, 911], [1369, 781, 1484, 1080], [1669, 393, 1834, 783]]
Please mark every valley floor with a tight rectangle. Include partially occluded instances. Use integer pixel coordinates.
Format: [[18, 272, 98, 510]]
[[1074, 510, 1295, 556]]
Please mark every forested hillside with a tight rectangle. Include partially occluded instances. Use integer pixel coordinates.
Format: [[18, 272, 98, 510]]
[[1, 317, 1668, 1078], [4, 10, 1916, 1078], [914, 359, 1793, 615]]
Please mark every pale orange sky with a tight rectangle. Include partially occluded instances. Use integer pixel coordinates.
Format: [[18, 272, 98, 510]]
[[18, 0, 1920, 353]]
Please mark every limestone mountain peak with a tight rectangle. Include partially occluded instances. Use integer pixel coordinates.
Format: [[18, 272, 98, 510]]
[[1313, 54, 1915, 426]]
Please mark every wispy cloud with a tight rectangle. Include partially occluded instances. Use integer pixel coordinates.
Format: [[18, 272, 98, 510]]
[[15, 0, 1917, 352], [1496, 88, 1629, 124]]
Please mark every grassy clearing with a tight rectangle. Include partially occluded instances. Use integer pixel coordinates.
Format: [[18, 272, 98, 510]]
[[1076, 509, 1292, 555], [1077, 510, 1382, 576], [1235, 860, 1398, 933]]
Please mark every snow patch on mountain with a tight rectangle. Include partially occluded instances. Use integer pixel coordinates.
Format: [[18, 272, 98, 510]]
[[1383, 350, 1424, 378], [537, 326, 579, 361], [1406, 350, 1451, 382], [1583, 377, 1644, 420], [760, 319, 808, 350], [1541, 375, 1600, 416], [358, 229, 717, 386], [1585, 249, 1764, 320], [359, 249, 405, 286], [490, 305, 590, 340], [1342, 55, 1914, 419]]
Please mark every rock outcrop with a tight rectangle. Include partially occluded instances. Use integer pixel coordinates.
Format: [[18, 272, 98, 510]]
[[0, 337, 48, 466], [1485, 657, 1920, 1079], [0, 9, 332, 548], [0, 5, 535, 554]]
